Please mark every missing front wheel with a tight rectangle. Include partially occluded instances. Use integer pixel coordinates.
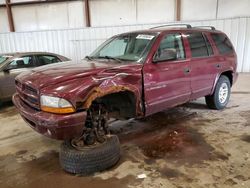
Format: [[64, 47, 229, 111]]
[[71, 103, 110, 149]]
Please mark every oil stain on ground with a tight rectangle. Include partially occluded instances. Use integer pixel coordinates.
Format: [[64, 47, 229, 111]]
[[115, 108, 227, 165], [139, 127, 214, 164], [0, 150, 136, 188]]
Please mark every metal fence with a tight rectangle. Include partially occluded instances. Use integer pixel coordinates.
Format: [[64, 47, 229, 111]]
[[0, 17, 250, 72]]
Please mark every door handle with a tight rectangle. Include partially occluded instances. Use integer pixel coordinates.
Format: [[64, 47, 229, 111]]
[[215, 64, 221, 68], [184, 68, 190, 74]]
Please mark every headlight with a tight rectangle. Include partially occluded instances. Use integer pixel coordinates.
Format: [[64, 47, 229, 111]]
[[40, 95, 75, 114]]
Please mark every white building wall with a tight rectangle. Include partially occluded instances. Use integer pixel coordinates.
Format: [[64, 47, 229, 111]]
[[0, 1, 250, 72], [137, 0, 175, 23], [0, 8, 9, 33], [1, 1, 85, 32], [90, 0, 137, 26], [1, 17, 249, 72], [1, 0, 250, 31], [218, 0, 250, 18], [90, 0, 176, 26], [181, 0, 217, 20]]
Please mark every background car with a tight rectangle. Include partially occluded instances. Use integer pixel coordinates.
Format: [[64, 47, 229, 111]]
[[0, 52, 70, 104]]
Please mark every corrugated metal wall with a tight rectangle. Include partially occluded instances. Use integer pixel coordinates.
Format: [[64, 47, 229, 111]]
[[0, 17, 250, 72]]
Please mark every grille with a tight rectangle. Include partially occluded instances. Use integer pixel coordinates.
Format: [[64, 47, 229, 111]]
[[15, 80, 40, 110]]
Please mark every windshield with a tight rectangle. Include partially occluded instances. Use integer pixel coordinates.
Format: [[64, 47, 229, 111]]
[[89, 33, 157, 62], [0, 56, 9, 65]]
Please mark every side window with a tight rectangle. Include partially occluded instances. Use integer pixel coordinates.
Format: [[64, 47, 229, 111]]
[[187, 33, 208, 58], [211, 33, 233, 54], [36, 55, 61, 66], [9, 56, 34, 69], [204, 35, 214, 56], [156, 33, 185, 61]]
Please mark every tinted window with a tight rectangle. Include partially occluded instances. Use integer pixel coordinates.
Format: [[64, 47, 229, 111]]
[[156, 33, 185, 60], [211, 33, 233, 54], [37, 55, 60, 66], [204, 35, 214, 56], [9, 56, 34, 69], [187, 33, 208, 58]]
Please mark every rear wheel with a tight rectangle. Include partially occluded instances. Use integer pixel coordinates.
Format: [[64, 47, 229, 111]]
[[205, 75, 231, 110], [59, 103, 121, 175]]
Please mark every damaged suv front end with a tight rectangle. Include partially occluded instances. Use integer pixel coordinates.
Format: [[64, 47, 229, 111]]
[[13, 32, 157, 140]]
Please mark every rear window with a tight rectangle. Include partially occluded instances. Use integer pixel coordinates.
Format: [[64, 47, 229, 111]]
[[187, 33, 208, 58], [37, 55, 60, 66], [211, 33, 233, 54]]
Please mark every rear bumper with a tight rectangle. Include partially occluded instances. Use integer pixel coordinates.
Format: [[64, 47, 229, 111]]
[[13, 93, 87, 140]]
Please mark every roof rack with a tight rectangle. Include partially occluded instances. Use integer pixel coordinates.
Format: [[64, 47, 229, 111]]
[[150, 24, 192, 29], [193, 26, 216, 30]]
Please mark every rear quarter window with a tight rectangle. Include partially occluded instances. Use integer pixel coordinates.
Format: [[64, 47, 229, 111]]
[[204, 35, 214, 56], [211, 33, 233, 54], [187, 33, 209, 58]]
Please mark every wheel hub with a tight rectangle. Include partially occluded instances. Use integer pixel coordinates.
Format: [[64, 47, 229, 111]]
[[71, 103, 110, 149], [218, 83, 229, 104]]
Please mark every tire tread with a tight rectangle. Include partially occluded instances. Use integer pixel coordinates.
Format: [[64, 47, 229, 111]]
[[59, 135, 120, 175]]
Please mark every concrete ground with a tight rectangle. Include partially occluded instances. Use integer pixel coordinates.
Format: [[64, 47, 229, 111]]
[[0, 74, 250, 188]]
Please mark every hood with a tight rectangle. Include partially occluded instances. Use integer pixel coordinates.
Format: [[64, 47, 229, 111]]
[[16, 59, 143, 109], [16, 60, 114, 89], [16, 60, 142, 90]]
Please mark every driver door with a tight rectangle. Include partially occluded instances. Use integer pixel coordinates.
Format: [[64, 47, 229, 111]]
[[0, 56, 35, 99], [143, 33, 191, 116]]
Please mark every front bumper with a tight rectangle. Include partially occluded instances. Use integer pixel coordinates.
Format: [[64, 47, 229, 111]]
[[13, 93, 87, 140]]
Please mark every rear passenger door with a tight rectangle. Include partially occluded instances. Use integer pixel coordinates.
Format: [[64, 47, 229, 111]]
[[186, 32, 216, 100]]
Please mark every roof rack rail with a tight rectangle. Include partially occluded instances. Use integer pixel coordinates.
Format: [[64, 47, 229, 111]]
[[193, 26, 216, 30], [150, 24, 192, 29]]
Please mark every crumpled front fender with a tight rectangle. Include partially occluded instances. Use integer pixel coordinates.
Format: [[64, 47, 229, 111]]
[[82, 68, 143, 116]]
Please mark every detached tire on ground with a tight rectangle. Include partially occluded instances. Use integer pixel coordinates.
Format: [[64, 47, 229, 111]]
[[59, 135, 120, 175], [205, 75, 231, 110]]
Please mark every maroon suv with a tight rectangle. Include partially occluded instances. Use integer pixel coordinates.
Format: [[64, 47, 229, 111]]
[[13, 24, 238, 174]]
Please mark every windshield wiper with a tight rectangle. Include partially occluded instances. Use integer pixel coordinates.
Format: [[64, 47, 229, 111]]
[[85, 56, 94, 61], [97, 56, 124, 63]]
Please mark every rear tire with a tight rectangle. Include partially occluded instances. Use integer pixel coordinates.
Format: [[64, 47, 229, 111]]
[[59, 135, 120, 175], [205, 75, 231, 110]]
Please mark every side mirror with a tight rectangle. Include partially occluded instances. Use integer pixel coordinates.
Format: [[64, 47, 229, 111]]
[[3, 66, 11, 72], [153, 48, 177, 63], [3, 64, 15, 72]]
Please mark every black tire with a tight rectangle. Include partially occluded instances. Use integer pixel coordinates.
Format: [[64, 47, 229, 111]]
[[59, 135, 120, 175], [205, 75, 231, 110]]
